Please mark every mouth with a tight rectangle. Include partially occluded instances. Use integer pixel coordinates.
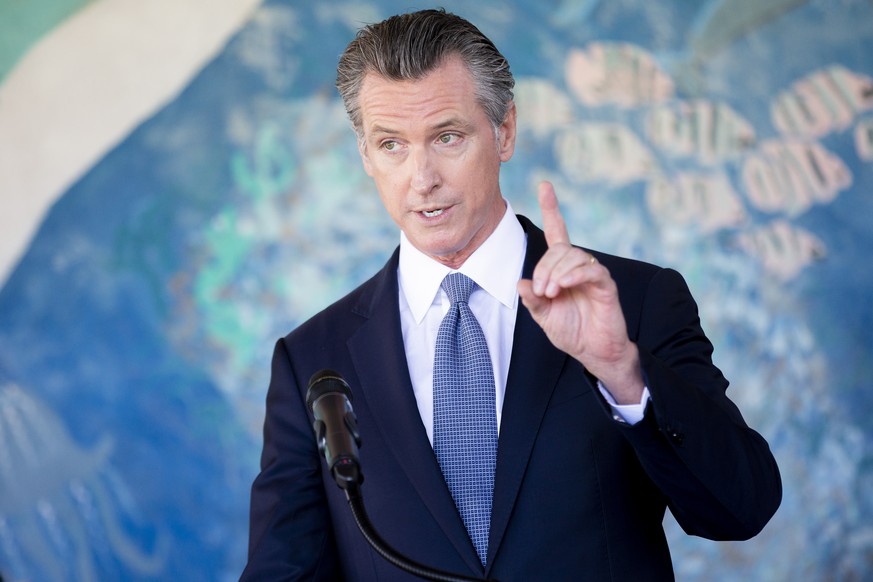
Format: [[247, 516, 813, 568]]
[[422, 208, 445, 218]]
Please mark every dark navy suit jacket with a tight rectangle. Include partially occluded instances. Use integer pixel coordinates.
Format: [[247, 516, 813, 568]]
[[241, 215, 781, 581]]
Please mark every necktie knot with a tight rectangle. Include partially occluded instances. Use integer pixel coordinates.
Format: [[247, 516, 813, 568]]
[[441, 272, 476, 305]]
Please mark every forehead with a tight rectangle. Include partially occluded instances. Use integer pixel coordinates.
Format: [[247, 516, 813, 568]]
[[357, 57, 485, 133]]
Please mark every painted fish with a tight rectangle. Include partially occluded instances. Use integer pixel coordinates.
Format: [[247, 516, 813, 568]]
[[742, 138, 851, 216], [646, 99, 756, 165], [554, 122, 658, 185], [646, 172, 746, 233], [564, 42, 674, 108], [771, 65, 873, 138], [736, 219, 826, 280], [855, 118, 873, 162], [513, 77, 575, 138]]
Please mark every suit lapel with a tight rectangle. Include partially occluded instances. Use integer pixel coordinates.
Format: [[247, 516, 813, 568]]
[[486, 216, 569, 569], [346, 250, 483, 573]]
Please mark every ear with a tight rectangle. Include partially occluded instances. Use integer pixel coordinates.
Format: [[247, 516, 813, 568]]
[[358, 135, 374, 177], [497, 101, 517, 163]]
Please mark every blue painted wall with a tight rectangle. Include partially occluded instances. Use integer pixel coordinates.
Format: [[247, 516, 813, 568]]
[[1, 1, 871, 579]]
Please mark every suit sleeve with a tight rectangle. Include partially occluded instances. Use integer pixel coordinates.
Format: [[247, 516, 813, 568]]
[[240, 339, 341, 581], [615, 267, 782, 541]]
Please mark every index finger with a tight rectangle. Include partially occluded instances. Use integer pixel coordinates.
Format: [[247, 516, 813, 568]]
[[538, 181, 570, 247]]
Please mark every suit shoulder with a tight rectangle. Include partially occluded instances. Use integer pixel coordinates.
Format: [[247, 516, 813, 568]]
[[587, 250, 694, 323], [588, 249, 664, 285]]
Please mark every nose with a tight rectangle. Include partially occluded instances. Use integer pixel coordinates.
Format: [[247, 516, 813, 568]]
[[409, 146, 440, 195]]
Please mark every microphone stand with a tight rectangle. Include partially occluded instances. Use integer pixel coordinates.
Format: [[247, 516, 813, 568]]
[[332, 461, 495, 582], [343, 483, 496, 582]]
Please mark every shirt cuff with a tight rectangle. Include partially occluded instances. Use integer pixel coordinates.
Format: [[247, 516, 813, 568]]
[[597, 381, 651, 425]]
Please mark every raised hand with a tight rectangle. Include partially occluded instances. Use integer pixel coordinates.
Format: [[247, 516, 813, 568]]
[[517, 182, 644, 404]]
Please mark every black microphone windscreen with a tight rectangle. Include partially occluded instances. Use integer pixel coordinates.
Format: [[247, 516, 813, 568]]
[[306, 369, 353, 412]]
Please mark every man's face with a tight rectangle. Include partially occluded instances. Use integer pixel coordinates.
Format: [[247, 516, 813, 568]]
[[357, 56, 516, 269]]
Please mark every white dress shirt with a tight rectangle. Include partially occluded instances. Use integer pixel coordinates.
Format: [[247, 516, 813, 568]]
[[397, 202, 647, 445]]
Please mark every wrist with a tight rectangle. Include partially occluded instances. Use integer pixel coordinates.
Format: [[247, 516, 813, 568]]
[[595, 344, 645, 405]]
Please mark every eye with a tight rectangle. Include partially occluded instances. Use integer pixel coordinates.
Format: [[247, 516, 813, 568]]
[[381, 140, 397, 151], [438, 133, 459, 145]]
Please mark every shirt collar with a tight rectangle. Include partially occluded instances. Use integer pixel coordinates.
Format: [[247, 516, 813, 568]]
[[399, 201, 526, 324]]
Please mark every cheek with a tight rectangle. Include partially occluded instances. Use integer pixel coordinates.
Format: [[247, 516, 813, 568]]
[[377, 183, 405, 218]]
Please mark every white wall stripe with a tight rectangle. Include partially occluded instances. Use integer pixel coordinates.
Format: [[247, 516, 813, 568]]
[[0, 0, 262, 287]]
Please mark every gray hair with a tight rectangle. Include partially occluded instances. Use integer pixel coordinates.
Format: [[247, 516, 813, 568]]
[[335, 8, 515, 138]]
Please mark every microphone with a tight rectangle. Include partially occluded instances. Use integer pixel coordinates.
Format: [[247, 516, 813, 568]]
[[305, 369, 495, 581], [306, 369, 363, 491]]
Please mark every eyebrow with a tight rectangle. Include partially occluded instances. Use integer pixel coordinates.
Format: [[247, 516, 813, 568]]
[[368, 124, 398, 137], [366, 117, 475, 139]]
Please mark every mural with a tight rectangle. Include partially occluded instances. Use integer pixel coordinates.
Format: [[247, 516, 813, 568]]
[[1, 0, 871, 579]]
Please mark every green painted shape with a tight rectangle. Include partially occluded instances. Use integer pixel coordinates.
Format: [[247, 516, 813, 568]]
[[0, 0, 96, 82]]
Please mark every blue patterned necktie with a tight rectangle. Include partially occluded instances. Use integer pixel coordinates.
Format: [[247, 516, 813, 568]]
[[433, 272, 498, 566]]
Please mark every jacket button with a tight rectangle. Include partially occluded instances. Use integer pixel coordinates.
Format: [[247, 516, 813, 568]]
[[664, 425, 684, 446]]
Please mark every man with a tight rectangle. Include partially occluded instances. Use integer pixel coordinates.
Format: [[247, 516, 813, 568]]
[[242, 9, 781, 581]]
